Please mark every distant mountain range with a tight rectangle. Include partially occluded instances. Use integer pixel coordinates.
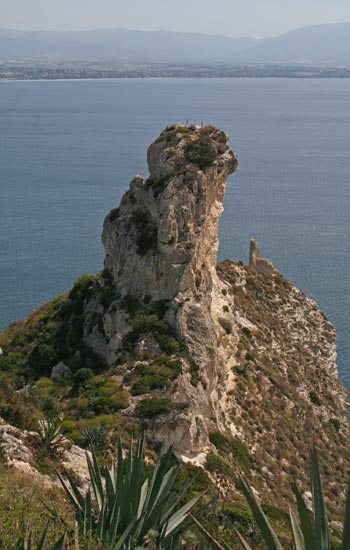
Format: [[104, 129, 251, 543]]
[[1, 23, 350, 65]]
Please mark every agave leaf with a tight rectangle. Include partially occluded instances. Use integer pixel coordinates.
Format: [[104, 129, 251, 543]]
[[292, 482, 317, 549], [161, 475, 197, 524], [310, 445, 329, 550], [105, 464, 117, 504], [125, 433, 133, 490], [233, 527, 254, 550], [189, 513, 228, 550], [129, 447, 143, 522], [152, 466, 178, 512], [239, 476, 283, 550], [342, 483, 350, 550], [51, 534, 65, 550], [86, 449, 104, 512], [137, 478, 149, 519], [137, 466, 178, 538], [164, 493, 202, 539], [36, 522, 50, 550], [144, 444, 173, 514], [56, 469, 85, 522], [116, 436, 124, 492], [114, 516, 136, 550], [289, 507, 305, 550], [106, 502, 120, 548], [83, 490, 93, 535]]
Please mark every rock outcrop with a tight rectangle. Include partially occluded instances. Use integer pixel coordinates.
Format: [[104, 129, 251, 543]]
[[1, 123, 349, 515], [0, 417, 91, 491], [84, 124, 239, 456], [81, 125, 348, 473], [249, 237, 276, 276]]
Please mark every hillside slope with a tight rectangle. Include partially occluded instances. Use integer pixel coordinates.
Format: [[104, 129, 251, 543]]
[[0, 124, 349, 521]]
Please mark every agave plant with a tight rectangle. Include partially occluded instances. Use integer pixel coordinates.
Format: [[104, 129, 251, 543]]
[[236, 445, 350, 550], [82, 425, 107, 451], [39, 418, 65, 454], [56, 432, 203, 549], [14, 522, 65, 550]]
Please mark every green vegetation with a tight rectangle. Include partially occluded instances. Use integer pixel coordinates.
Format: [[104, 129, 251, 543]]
[[0, 273, 103, 382], [0, 466, 71, 548], [72, 367, 94, 391], [205, 452, 235, 478], [122, 295, 184, 356], [125, 356, 181, 397], [15, 523, 65, 550], [239, 446, 350, 550], [137, 397, 175, 418], [209, 432, 254, 469], [38, 418, 64, 455], [57, 433, 202, 549], [81, 425, 107, 450], [184, 139, 218, 170]]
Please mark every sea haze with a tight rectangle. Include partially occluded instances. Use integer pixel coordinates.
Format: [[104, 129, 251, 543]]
[[1, 78, 350, 385]]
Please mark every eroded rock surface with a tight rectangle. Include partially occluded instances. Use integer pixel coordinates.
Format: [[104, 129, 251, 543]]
[[82, 125, 347, 470], [1, 124, 349, 514]]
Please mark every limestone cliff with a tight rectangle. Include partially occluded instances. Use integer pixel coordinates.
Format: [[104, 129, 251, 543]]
[[81, 125, 348, 487], [1, 124, 349, 515]]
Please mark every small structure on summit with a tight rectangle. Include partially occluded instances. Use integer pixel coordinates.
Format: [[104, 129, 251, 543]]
[[249, 238, 276, 276]]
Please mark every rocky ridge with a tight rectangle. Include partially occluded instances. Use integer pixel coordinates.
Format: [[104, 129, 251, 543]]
[[0, 124, 349, 515]]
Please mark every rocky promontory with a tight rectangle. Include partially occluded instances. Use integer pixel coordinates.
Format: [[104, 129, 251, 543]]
[[0, 124, 349, 518]]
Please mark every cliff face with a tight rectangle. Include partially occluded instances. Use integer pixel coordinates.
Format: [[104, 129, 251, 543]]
[[81, 125, 348, 475], [83, 124, 240, 454], [0, 124, 349, 514]]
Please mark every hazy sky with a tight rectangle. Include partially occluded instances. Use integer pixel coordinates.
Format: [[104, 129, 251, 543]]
[[1, 0, 350, 37]]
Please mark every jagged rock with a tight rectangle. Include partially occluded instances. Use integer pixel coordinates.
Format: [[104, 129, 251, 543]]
[[249, 237, 275, 276], [81, 124, 347, 465], [86, 125, 239, 453], [0, 417, 90, 491], [51, 361, 72, 379], [1, 124, 349, 515]]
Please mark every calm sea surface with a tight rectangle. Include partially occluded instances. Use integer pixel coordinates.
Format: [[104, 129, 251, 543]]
[[1, 78, 350, 386]]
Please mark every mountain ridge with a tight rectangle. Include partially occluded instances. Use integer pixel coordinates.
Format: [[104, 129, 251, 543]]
[[1, 23, 350, 65]]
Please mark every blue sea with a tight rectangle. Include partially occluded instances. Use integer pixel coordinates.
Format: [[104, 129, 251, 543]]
[[1, 78, 350, 387]]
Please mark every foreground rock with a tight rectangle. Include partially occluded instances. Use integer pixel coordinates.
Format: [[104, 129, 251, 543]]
[[0, 417, 90, 491]]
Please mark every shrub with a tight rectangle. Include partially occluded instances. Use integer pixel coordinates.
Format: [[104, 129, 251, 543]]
[[205, 453, 235, 477], [131, 374, 168, 396], [85, 378, 129, 414], [184, 139, 218, 170], [122, 298, 184, 355], [224, 503, 254, 527], [68, 274, 98, 315], [137, 397, 174, 418], [28, 343, 60, 376], [73, 368, 94, 391], [209, 432, 254, 469]]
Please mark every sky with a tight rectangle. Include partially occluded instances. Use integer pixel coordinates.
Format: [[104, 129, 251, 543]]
[[1, 0, 350, 37]]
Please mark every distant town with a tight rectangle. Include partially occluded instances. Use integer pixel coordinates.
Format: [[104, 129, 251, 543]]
[[2, 60, 350, 80]]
